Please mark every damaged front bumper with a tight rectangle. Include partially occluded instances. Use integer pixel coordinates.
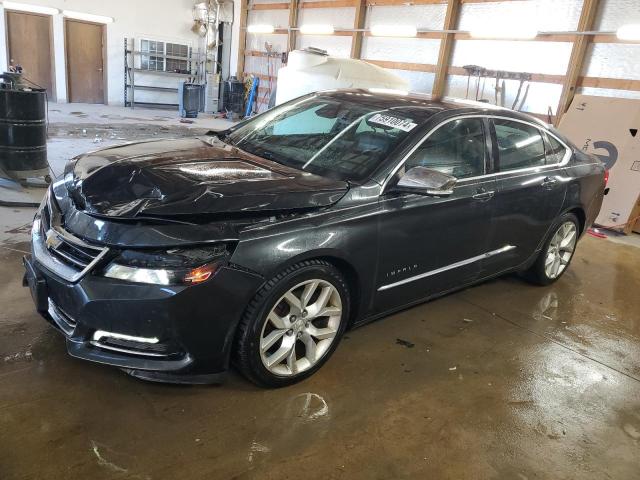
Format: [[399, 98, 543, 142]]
[[23, 227, 265, 383]]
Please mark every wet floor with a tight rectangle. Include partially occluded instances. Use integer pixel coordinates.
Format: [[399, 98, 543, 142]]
[[1, 236, 639, 479]]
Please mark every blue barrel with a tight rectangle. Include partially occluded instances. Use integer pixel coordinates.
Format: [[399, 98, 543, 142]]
[[0, 88, 48, 180]]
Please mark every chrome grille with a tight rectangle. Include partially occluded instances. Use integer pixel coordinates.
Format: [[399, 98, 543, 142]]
[[32, 190, 110, 283]]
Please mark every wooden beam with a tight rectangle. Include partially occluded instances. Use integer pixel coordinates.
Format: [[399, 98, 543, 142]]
[[250, 2, 289, 9], [350, 0, 367, 58], [366, 0, 445, 5], [288, 0, 299, 52], [367, 59, 640, 91], [300, 0, 357, 7], [555, 0, 600, 126], [578, 76, 640, 92], [432, 0, 460, 99], [236, 0, 249, 78]]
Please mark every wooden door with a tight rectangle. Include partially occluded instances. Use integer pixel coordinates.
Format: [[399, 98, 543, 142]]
[[65, 20, 105, 103], [5, 11, 54, 97]]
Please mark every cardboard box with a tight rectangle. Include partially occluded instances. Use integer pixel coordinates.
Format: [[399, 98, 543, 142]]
[[558, 94, 640, 232]]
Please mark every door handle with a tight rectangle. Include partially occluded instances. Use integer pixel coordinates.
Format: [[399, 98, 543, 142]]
[[542, 176, 558, 189], [472, 189, 495, 201]]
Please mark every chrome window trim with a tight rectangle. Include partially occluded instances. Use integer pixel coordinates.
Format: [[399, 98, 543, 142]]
[[381, 114, 573, 192], [378, 245, 516, 291]]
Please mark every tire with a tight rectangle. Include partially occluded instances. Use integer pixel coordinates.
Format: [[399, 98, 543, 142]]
[[234, 260, 350, 388], [523, 212, 580, 286]]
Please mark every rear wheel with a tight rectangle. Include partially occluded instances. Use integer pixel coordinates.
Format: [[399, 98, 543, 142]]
[[234, 260, 349, 387], [524, 213, 579, 285]]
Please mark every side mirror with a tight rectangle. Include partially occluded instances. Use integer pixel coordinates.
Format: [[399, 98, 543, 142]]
[[394, 166, 457, 196]]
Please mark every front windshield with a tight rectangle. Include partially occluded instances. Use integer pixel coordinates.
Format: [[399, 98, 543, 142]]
[[225, 93, 433, 182]]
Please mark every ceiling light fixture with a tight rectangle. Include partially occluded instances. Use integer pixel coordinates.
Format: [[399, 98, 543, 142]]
[[616, 24, 640, 41], [247, 24, 275, 34], [1, 1, 59, 15], [370, 25, 417, 37], [62, 10, 114, 24], [299, 24, 334, 35]]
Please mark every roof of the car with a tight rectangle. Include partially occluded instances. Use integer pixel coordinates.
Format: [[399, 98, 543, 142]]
[[314, 88, 549, 128]]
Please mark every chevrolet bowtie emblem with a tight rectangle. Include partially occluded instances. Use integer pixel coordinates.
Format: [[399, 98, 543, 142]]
[[45, 229, 63, 250]]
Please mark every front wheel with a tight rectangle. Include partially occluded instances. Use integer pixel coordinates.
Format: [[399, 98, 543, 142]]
[[524, 213, 579, 285], [234, 260, 349, 387]]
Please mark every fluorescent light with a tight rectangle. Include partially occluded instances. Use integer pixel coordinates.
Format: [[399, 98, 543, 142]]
[[470, 25, 538, 40], [370, 25, 417, 38], [617, 24, 640, 41], [62, 10, 114, 24], [1, 1, 59, 15], [299, 24, 334, 35], [247, 24, 275, 34]]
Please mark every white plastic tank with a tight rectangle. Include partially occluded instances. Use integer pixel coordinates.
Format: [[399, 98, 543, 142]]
[[275, 48, 410, 105]]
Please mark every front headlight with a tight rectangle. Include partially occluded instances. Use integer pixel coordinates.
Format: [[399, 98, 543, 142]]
[[102, 245, 229, 285]]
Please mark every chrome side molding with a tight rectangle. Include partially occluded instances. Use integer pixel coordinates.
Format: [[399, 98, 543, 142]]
[[378, 245, 516, 291]]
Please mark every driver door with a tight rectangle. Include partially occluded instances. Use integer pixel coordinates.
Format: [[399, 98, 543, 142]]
[[373, 117, 497, 313]]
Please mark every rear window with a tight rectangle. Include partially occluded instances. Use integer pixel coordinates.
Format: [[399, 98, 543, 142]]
[[493, 119, 546, 172], [545, 133, 568, 165]]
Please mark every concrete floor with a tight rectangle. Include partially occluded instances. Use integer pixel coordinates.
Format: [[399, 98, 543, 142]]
[[1, 104, 640, 479], [1, 235, 639, 479]]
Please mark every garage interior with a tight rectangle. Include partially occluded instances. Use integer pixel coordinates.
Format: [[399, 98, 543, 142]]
[[1, 0, 640, 478]]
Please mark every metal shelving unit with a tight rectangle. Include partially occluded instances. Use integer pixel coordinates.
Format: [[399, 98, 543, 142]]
[[124, 38, 200, 109]]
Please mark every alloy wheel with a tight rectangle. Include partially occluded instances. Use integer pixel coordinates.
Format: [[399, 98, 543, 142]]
[[259, 279, 343, 376], [544, 221, 577, 279]]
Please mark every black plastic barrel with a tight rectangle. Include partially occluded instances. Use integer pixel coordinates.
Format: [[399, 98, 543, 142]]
[[0, 88, 48, 180], [223, 77, 245, 115], [179, 82, 200, 118]]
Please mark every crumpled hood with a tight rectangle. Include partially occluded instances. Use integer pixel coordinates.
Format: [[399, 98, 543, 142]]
[[63, 137, 349, 218]]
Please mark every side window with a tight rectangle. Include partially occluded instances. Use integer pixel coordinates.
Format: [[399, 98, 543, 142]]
[[545, 133, 568, 165], [405, 118, 486, 179], [493, 119, 546, 171]]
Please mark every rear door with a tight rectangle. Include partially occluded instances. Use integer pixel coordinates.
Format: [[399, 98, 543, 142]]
[[483, 118, 569, 273], [374, 117, 497, 313]]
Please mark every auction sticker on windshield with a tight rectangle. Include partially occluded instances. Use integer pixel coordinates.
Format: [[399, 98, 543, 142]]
[[368, 114, 418, 132]]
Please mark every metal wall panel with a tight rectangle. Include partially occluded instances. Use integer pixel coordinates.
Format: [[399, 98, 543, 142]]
[[245, 33, 288, 52], [391, 69, 435, 93], [296, 35, 352, 57], [361, 37, 440, 64], [297, 7, 355, 28], [365, 4, 446, 30], [594, 0, 640, 30], [582, 43, 640, 79], [451, 40, 572, 75], [446, 74, 562, 116], [248, 9, 290, 27], [458, 0, 582, 32]]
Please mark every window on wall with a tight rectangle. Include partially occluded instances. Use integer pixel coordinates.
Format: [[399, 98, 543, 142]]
[[493, 119, 546, 172], [140, 39, 190, 73]]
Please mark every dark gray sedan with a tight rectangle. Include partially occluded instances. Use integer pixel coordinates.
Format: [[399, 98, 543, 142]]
[[23, 90, 605, 387]]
